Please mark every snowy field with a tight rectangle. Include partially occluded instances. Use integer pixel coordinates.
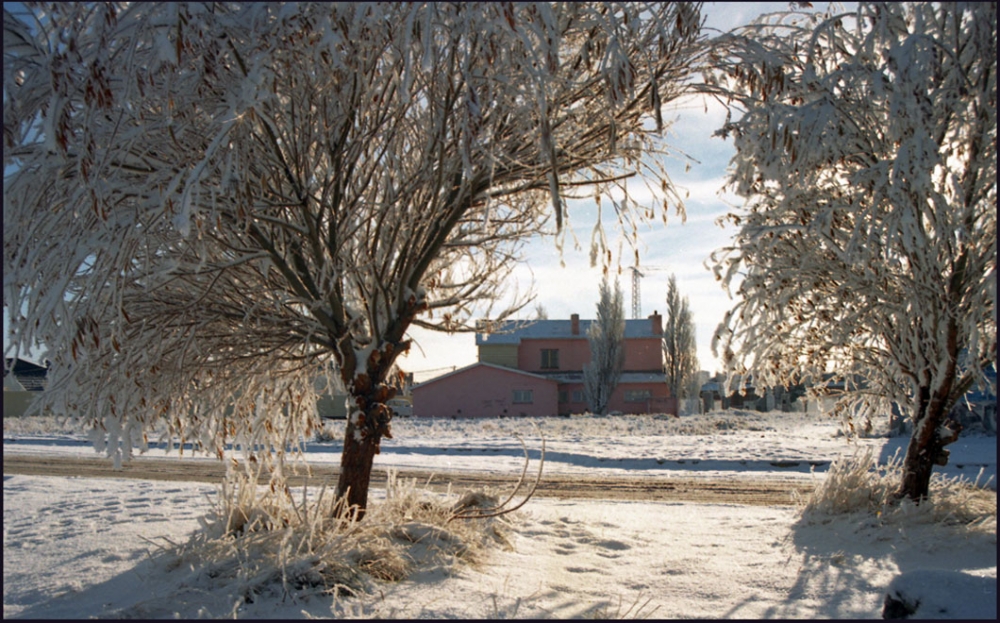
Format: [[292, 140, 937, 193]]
[[3, 410, 997, 619]]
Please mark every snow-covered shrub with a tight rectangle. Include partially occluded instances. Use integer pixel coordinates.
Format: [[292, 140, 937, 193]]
[[3, 413, 174, 437], [798, 447, 898, 517], [312, 422, 341, 444], [799, 447, 996, 532], [3, 414, 57, 435], [158, 464, 515, 615]]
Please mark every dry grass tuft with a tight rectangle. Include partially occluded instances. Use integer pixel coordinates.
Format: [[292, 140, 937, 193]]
[[587, 592, 661, 620], [798, 447, 996, 534], [351, 542, 412, 582], [157, 464, 517, 615], [312, 422, 341, 443]]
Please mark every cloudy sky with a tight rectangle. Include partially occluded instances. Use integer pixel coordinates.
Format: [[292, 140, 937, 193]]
[[5, 3, 851, 380]]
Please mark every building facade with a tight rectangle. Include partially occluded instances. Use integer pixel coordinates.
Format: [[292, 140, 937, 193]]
[[412, 312, 675, 417]]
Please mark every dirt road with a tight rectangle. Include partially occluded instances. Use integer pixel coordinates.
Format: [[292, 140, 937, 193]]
[[2, 453, 814, 506]]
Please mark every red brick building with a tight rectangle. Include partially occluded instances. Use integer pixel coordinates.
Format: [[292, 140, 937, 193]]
[[412, 313, 674, 417]]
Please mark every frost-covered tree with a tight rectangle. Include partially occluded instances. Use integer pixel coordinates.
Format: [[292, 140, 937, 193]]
[[705, 3, 996, 501], [3, 2, 704, 514], [663, 274, 699, 401], [584, 277, 626, 415]]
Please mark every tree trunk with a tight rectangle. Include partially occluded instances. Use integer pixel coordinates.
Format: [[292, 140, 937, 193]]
[[335, 371, 396, 518], [336, 418, 381, 518], [897, 385, 962, 502]]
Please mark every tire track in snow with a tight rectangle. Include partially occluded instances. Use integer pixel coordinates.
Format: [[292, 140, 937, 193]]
[[2, 453, 813, 506]]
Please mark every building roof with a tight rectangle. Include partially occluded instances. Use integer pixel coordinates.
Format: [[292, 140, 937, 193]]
[[476, 317, 660, 345], [413, 361, 559, 389], [4, 358, 49, 392], [5, 358, 48, 374]]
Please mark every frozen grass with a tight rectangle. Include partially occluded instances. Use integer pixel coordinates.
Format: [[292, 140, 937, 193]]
[[6, 410, 790, 441], [798, 446, 997, 535], [313, 409, 818, 443], [586, 592, 662, 620], [3, 413, 98, 436], [312, 424, 340, 444], [4, 408, 977, 444], [144, 463, 517, 617]]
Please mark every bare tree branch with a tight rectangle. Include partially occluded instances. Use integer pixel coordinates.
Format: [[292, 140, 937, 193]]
[[449, 427, 546, 523]]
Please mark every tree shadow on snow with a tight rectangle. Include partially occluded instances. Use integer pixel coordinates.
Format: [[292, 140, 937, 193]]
[[11, 542, 406, 620], [378, 443, 834, 475], [9, 546, 225, 619], [722, 505, 997, 619]]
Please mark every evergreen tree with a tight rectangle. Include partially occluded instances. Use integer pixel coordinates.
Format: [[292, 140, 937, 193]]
[[663, 275, 699, 402], [583, 277, 626, 415]]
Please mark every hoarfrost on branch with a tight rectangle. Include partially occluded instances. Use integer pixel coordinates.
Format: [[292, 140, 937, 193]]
[[704, 2, 996, 500], [3, 2, 705, 511]]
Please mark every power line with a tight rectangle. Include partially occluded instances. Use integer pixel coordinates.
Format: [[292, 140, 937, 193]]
[[409, 365, 458, 374]]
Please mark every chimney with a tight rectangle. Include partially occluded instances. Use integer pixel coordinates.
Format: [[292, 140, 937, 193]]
[[650, 310, 662, 336], [571, 313, 580, 335]]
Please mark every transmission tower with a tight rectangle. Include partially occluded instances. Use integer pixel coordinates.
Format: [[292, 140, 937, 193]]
[[630, 267, 644, 319], [629, 265, 671, 318]]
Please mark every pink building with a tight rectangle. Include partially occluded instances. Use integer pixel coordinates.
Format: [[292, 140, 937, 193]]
[[412, 312, 676, 417]]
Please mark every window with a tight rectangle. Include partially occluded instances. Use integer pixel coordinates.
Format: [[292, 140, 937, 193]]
[[513, 389, 534, 404], [572, 390, 584, 403], [625, 390, 652, 403], [540, 349, 559, 369], [558, 391, 568, 403]]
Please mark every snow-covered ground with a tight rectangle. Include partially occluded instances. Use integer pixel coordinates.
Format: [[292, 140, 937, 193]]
[[4, 410, 997, 619]]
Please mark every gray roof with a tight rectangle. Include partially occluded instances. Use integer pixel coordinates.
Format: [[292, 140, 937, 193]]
[[413, 362, 558, 388], [4, 358, 48, 392], [476, 318, 659, 345]]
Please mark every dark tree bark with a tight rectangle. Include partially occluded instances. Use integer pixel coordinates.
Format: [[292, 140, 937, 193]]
[[336, 380, 395, 516], [336, 425, 381, 517], [335, 343, 404, 517], [897, 382, 963, 502]]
